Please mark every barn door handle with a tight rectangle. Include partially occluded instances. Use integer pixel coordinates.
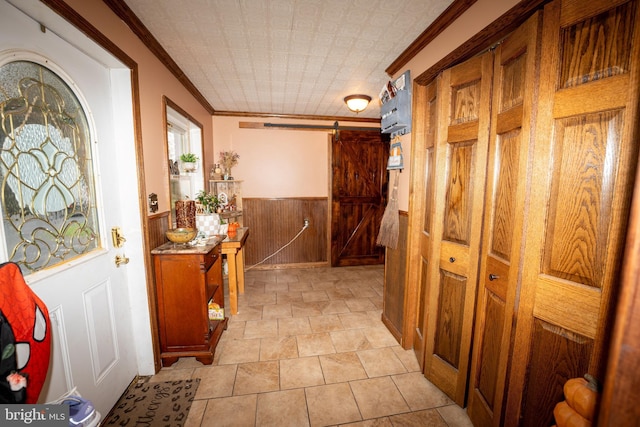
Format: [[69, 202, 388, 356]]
[[489, 274, 499, 281], [449, 257, 455, 263]]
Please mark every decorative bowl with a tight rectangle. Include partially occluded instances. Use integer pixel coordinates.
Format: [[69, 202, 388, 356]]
[[166, 227, 197, 244]]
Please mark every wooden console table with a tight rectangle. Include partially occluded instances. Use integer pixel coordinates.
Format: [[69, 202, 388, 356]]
[[221, 227, 249, 315], [151, 235, 228, 366]]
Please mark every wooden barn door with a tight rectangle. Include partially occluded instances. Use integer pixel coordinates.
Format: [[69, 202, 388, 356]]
[[504, 0, 640, 425], [331, 130, 388, 267], [467, 12, 542, 427], [422, 51, 493, 406]]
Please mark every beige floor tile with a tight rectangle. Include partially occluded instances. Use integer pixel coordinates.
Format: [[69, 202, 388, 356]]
[[339, 312, 379, 329], [233, 361, 280, 395], [287, 281, 314, 292], [437, 404, 474, 427], [151, 367, 195, 382], [291, 301, 327, 317], [362, 326, 401, 348], [330, 329, 372, 352], [350, 376, 410, 419], [340, 418, 393, 427], [277, 291, 303, 304], [350, 286, 380, 298], [278, 317, 312, 336], [221, 323, 245, 340], [244, 319, 279, 339], [200, 394, 257, 427], [391, 346, 421, 372], [262, 303, 293, 319], [275, 272, 300, 283], [392, 372, 453, 410], [297, 332, 336, 357], [260, 336, 298, 360], [230, 304, 263, 321], [388, 409, 448, 426], [264, 281, 290, 292], [217, 338, 261, 365], [245, 291, 277, 306], [184, 398, 207, 427], [345, 298, 378, 312], [302, 290, 329, 302], [321, 300, 351, 315], [319, 352, 367, 383], [280, 356, 325, 389], [326, 288, 354, 300], [193, 364, 237, 399], [310, 280, 338, 291], [164, 357, 205, 370], [256, 389, 310, 427], [305, 383, 362, 427], [308, 314, 344, 333], [357, 347, 407, 378]]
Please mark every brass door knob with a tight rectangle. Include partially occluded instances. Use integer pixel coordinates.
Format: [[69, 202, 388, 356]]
[[115, 254, 130, 267]]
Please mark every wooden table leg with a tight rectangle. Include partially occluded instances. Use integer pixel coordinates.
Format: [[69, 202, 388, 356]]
[[237, 246, 245, 294], [226, 251, 238, 315]]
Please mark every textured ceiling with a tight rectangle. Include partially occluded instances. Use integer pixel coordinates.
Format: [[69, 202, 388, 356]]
[[123, 0, 454, 119]]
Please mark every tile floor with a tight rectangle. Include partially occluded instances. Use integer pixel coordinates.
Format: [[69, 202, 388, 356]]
[[149, 265, 474, 427]]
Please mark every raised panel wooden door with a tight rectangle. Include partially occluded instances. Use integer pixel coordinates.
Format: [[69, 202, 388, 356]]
[[331, 130, 388, 266], [467, 12, 542, 427], [504, 0, 640, 425], [423, 51, 493, 405], [406, 78, 439, 370]]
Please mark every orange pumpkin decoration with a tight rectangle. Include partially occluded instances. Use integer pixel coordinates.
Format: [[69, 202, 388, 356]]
[[553, 401, 591, 427], [227, 222, 240, 237], [563, 374, 599, 421]]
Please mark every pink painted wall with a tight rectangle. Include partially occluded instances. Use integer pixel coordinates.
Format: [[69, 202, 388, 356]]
[[212, 116, 379, 198], [63, 0, 214, 214]]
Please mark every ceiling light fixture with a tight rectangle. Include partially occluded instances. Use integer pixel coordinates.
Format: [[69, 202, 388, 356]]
[[344, 94, 372, 113]]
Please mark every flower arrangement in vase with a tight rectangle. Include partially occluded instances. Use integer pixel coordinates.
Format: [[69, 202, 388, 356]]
[[218, 150, 239, 179], [196, 190, 219, 214]]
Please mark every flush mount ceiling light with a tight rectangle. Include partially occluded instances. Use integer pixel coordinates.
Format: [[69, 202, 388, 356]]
[[344, 94, 372, 113]]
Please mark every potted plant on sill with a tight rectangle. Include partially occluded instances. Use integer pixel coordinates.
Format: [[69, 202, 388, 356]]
[[180, 152, 198, 173]]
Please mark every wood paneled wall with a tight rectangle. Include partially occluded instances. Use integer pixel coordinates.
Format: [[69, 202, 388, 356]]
[[148, 211, 170, 250], [382, 211, 408, 344], [243, 198, 328, 267]]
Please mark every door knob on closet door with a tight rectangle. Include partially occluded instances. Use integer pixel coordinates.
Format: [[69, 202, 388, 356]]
[[489, 273, 499, 281]]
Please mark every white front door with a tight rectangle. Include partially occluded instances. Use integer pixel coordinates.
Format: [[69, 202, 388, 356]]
[[0, 0, 150, 415]]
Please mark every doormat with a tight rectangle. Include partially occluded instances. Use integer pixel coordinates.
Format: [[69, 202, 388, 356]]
[[101, 378, 200, 426]]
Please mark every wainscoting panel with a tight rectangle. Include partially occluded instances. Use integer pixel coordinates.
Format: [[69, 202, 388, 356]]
[[148, 211, 170, 251], [243, 198, 328, 267], [382, 211, 408, 343]]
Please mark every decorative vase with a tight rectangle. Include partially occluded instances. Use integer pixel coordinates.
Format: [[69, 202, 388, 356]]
[[175, 200, 196, 229], [196, 213, 221, 237]]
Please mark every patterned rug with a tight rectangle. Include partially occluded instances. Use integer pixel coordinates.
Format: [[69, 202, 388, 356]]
[[102, 378, 200, 426]]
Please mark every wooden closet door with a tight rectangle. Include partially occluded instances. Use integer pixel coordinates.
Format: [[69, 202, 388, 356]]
[[405, 78, 439, 369], [423, 51, 493, 405], [504, 0, 640, 425], [467, 12, 542, 427]]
